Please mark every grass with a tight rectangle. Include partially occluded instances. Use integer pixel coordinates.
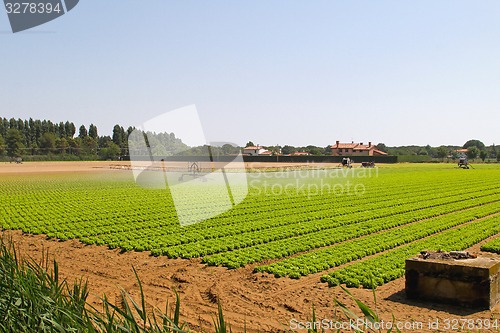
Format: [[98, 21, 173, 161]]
[[0, 236, 91, 332]]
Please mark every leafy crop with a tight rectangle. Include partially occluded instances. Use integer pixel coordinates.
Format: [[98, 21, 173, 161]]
[[321, 213, 500, 288], [1, 165, 500, 289], [255, 202, 500, 278], [481, 235, 500, 253]]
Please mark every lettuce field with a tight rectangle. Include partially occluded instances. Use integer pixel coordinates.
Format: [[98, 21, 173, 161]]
[[1, 163, 500, 289]]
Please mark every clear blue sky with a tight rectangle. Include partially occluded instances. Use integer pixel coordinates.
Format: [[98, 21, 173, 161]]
[[1, 1, 499, 147]]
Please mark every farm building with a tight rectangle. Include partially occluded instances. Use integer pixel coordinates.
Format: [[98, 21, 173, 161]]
[[331, 141, 387, 156], [258, 150, 274, 156], [290, 151, 310, 156], [243, 145, 272, 156]]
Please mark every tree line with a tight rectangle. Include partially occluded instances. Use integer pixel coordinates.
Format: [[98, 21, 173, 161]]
[[0, 117, 138, 160], [0, 117, 212, 161], [377, 139, 498, 162], [0, 117, 497, 162]]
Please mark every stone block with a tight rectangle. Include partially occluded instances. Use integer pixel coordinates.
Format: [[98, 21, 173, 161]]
[[405, 256, 500, 309]]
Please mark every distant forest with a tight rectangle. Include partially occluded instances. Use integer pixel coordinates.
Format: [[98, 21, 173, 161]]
[[0, 117, 498, 162], [0, 117, 239, 161], [0, 117, 131, 160]]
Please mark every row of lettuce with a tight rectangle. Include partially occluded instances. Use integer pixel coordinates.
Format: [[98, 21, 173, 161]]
[[322, 213, 500, 288], [481, 234, 500, 254], [1, 168, 500, 290], [202, 191, 500, 268], [254, 202, 499, 278]]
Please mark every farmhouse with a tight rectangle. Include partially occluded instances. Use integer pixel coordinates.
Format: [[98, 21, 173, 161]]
[[243, 145, 272, 156], [259, 150, 274, 156], [331, 141, 387, 156], [290, 151, 310, 156]]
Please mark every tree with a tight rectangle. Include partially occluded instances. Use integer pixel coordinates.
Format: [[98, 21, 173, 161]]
[[466, 146, 479, 160], [221, 143, 240, 155], [479, 150, 488, 162], [245, 141, 255, 148], [0, 134, 4, 155], [497, 154, 500, 162], [281, 145, 297, 155], [424, 144, 437, 158], [1, 118, 8, 137], [56, 138, 69, 154], [376, 143, 388, 153], [5, 128, 24, 157], [88, 124, 98, 139], [436, 146, 448, 160], [305, 145, 322, 155], [112, 125, 124, 146], [39, 132, 57, 153], [0, 120, 4, 138], [23, 119, 30, 146], [98, 136, 112, 149], [57, 121, 66, 138], [64, 121, 75, 138], [463, 139, 485, 150], [83, 136, 98, 155], [16, 118, 24, 133], [490, 144, 497, 159], [68, 138, 81, 155], [417, 149, 428, 156], [79, 125, 88, 139], [33, 119, 42, 145], [99, 142, 121, 160]]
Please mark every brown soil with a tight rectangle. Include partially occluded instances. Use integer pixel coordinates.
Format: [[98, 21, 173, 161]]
[[0, 161, 132, 174], [2, 162, 500, 333], [0, 160, 350, 175], [6, 230, 500, 333]]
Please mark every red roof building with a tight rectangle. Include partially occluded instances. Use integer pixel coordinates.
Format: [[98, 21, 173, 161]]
[[243, 146, 272, 156], [331, 141, 387, 156]]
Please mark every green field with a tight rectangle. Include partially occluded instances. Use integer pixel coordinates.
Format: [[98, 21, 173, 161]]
[[1, 164, 500, 288]]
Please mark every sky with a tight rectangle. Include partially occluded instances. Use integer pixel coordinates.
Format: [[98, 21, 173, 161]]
[[1, 1, 499, 147]]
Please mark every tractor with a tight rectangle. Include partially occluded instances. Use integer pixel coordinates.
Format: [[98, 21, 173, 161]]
[[361, 161, 375, 168], [341, 157, 352, 168], [458, 157, 470, 169]]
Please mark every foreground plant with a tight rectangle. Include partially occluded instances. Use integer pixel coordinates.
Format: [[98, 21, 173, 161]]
[[0, 235, 243, 333], [88, 268, 190, 333], [0, 238, 90, 332], [0, 234, 404, 333], [334, 285, 401, 333]]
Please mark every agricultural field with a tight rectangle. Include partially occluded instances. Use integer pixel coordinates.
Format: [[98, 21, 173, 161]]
[[2, 163, 500, 282], [1, 162, 500, 332]]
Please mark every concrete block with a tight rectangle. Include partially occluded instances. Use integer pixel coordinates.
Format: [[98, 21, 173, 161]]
[[405, 255, 500, 309]]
